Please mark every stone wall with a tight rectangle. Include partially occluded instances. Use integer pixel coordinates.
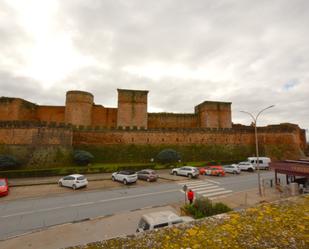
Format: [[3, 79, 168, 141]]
[[91, 105, 117, 128], [37, 106, 65, 123]]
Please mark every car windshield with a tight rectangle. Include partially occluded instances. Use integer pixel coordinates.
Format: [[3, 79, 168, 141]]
[[0, 180, 6, 186], [77, 176, 85, 180]]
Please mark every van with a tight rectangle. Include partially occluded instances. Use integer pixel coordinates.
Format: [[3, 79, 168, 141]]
[[247, 157, 271, 170], [136, 211, 193, 232]]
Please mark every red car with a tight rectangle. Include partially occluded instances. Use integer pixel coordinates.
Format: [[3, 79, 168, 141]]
[[0, 178, 9, 196], [199, 166, 225, 176]]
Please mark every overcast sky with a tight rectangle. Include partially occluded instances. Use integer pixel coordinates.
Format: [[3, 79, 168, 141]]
[[0, 0, 308, 137]]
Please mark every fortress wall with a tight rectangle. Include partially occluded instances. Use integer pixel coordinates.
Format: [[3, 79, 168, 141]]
[[0, 98, 38, 121], [37, 106, 65, 123], [92, 106, 117, 128], [72, 128, 300, 146], [148, 113, 198, 129], [0, 127, 72, 146]]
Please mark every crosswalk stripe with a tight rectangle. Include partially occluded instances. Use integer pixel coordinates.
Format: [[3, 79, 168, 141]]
[[202, 190, 232, 198], [197, 188, 225, 194], [180, 183, 214, 188], [177, 180, 203, 185], [191, 185, 218, 191]]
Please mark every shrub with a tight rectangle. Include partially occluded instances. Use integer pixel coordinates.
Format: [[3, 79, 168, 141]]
[[183, 197, 232, 219], [156, 149, 181, 164], [0, 155, 19, 169], [73, 150, 94, 166]]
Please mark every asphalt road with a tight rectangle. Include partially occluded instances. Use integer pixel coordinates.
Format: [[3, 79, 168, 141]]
[[0, 171, 283, 240]]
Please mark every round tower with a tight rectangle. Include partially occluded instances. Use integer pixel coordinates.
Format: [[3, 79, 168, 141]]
[[65, 90, 94, 126]]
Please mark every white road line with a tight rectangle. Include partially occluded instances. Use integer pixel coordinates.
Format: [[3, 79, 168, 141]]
[[205, 179, 220, 184], [191, 185, 219, 191], [177, 180, 203, 185], [180, 183, 214, 188], [70, 202, 94, 207], [202, 190, 232, 197], [197, 188, 225, 194], [0, 189, 179, 218]]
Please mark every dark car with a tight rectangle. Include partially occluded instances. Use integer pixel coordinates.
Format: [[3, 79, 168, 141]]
[[0, 178, 9, 197], [137, 169, 158, 182]]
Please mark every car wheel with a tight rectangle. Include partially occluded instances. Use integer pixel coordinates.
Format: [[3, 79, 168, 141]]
[[123, 179, 128, 185], [173, 171, 177, 176], [112, 176, 115, 181], [72, 184, 77, 190], [188, 174, 192, 179], [58, 181, 63, 187], [248, 168, 254, 172]]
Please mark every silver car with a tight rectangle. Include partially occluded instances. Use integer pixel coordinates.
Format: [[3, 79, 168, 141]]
[[112, 170, 138, 185], [58, 174, 88, 190], [171, 166, 199, 178], [223, 165, 241, 174]]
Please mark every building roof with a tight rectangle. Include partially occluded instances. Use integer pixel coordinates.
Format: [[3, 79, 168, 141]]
[[270, 160, 309, 176]]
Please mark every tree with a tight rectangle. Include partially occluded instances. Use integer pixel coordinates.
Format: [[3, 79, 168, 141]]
[[156, 149, 181, 164], [73, 150, 94, 166], [0, 155, 19, 169]]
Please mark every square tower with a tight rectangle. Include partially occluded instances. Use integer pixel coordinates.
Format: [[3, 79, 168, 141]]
[[117, 89, 148, 129], [195, 101, 232, 128]]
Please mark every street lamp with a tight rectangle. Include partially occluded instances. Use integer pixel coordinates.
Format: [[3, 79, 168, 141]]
[[240, 105, 275, 197]]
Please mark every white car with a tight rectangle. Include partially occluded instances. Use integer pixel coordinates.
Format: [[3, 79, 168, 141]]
[[112, 170, 138, 185], [223, 164, 241, 174], [235, 162, 255, 172], [171, 166, 199, 178], [136, 211, 194, 232], [58, 174, 88, 189]]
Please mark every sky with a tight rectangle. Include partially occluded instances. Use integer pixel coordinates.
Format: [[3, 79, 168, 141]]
[[0, 0, 308, 138]]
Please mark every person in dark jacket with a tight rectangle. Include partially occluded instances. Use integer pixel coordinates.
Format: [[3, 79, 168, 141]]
[[187, 189, 194, 204]]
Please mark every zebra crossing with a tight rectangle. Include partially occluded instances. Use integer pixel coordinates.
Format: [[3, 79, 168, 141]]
[[177, 180, 232, 199]]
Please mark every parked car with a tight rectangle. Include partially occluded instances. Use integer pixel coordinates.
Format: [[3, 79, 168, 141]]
[[247, 157, 271, 170], [199, 165, 223, 175], [112, 170, 138, 185], [235, 162, 255, 172], [58, 174, 88, 190], [136, 211, 194, 232], [137, 169, 158, 182], [0, 178, 9, 197], [204, 167, 225, 176], [223, 164, 241, 174], [171, 166, 199, 178]]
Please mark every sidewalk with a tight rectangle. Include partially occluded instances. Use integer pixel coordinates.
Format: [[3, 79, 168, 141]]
[[0, 205, 179, 249]]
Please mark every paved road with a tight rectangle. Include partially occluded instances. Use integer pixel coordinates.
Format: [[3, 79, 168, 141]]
[[0, 171, 282, 240]]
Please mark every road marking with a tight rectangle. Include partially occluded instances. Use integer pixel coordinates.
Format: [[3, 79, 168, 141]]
[[201, 190, 232, 197], [205, 179, 220, 184], [189, 185, 219, 191], [196, 188, 225, 194], [70, 202, 94, 207], [177, 180, 204, 185], [0, 189, 179, 218], [178, 183, 213, 188]]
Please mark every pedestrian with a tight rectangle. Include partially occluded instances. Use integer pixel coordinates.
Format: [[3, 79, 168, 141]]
[[187, 189, 194, 204]]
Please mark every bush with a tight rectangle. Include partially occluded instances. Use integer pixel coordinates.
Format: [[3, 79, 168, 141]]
[[73, 150, 94, 166], [183, 197, 232, 219], [0, 155, 19, 169], [156, 149, 181, 164]]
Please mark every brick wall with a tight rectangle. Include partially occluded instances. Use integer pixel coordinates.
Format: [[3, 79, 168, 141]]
[[37, 106, 65, 123], [92, 105, 117, 128], [148, 113, 198, 129]]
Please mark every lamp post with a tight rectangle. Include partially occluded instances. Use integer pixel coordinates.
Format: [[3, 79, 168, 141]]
[[240, 105, 275, 197]]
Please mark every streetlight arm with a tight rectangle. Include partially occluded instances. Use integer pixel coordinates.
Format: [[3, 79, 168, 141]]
[[256, 105, 275, 120], [240, 111, 256, 123]]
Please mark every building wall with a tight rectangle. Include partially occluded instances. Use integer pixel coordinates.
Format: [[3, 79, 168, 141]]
[[195, 101, 232, 128], [65, 91, 94, 126], [0, 97, 38, 121], [148, 113, 198, 129], [37, 106, 65, 123], [91, 105, 117, 128], [117, 89, 148, 129]]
